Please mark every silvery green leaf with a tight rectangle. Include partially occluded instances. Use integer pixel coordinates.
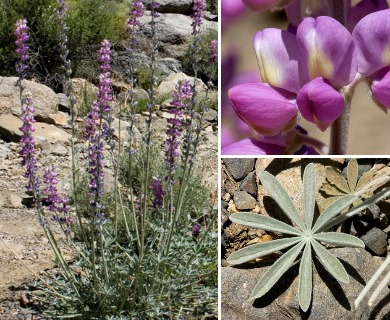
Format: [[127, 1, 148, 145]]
[[303, 163, 316, 229], [312, 239, 349, 283], [250, 241, 305, 300], [325, 166, 350, 193], [313, 232, 365, 248], [230, 212, 303, 236], [347, 159, 358, 192], [298, 241, 312, 312], [312, 195, 357, 233], [260, 171, 306, 231], [227, 237, 302, 265]]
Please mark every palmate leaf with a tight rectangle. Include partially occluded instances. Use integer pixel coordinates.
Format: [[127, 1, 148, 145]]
[[311, 239, 349, 283], [229, 212, 303, 236], [298, 241, 312, 312], [227, 237, 302, 265], [259, 171, 306, 231], [250, 241, 305, 301]]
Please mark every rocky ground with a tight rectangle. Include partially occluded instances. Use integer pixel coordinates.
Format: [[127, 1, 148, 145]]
[[221, 158, 390, 320], [0, 1, 218, 317]]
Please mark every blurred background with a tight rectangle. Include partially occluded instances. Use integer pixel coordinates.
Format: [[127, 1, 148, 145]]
[[221, 0, 390, 155]]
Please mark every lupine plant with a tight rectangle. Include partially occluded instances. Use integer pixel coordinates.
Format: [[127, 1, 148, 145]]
[[15, 0, 217, 318], [222, 0, 390, 155], [228, 162, 390, 311]]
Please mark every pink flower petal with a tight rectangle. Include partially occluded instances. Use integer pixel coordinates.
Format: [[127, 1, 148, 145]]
[[229, 83, 298, 136], [297, 77, 345, 131], [297, 16, 357, 86], [372, 67, 390, 109], [222, 138, 285, 155]]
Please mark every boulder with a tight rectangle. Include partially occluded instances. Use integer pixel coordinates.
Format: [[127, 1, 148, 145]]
[[224, 159, 255, 180], [0, 114, 71, 145], [143, 0, 193, 14], [0, 77, 57, 116], [157, 72, 206, 96], [222, 247, 390, 319]]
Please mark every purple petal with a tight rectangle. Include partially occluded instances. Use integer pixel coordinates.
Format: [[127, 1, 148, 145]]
[[222, 0, 247, 28], [372, 67, 390, 109], [229, 83, 298, 136], [348, 0, 388, 31], [254, 28, 308, 93], [297, 16, 357, 86], [352, 9, 390, 77], [297, 77, 345, 131], [222, 138, 285, 155]]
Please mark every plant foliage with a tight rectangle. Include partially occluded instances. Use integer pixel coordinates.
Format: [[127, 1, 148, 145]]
[[228, 163, 365, 312]]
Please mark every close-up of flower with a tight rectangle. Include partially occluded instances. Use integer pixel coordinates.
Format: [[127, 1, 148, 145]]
[[222, 0, 390, 155]]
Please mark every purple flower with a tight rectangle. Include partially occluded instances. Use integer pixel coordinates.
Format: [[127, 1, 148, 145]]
[[347, 0, 388, 31], [191, 0, 206, 35], [127, 0, 145, 36], [297, 77, 345, 131], [228, 83, 298, 136], [254, 28, 308, 93], [150, 176, 165, 209], [19, 94, 40, 193], [209, 40, 218, 64], [14, 19, 29, 80], [296, 16, 357, 87], [165, 80, 192, 179], [192, 223, 201, 239], [222, 0, 247, 29]]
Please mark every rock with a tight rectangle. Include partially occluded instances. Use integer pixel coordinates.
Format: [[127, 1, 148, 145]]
[[234, 191, 256, 210], [224, 159, 255, 180], [202, 132, 217, 145], [360, 227, 387, 256], [222, 247, 390, 319], [70, 78, 98, 111], [143, 0, 193, 14], [203, 109, 218, 122], [0, 145, 11, 159], [117, 88, 149, 104], [0, 192, 23, 209], [140, 13, 217, 44], [0, 114, 71, 144], [36, 112, 69, 127], [240, 172, 257, 196], [57, 93, 70, 112], [0, 77, 58, 116], [110, 117, 142, 143], [157, 72, 206, 96], [51, 145, 68, 156]]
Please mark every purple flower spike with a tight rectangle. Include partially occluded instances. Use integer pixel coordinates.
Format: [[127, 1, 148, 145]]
[[297, 77, 345, 131], [254, 28, 307, 93], [191, 0, 206, 35], [150, 176, 165, 209], [352, 9, 390, 77], [242, 0, 292, 12], [297, 16, 357, 87], [192, 223, 201, 239], [14, 19, 29, 80], [371, 68, 390, 109], [228, 83, 298, 136]]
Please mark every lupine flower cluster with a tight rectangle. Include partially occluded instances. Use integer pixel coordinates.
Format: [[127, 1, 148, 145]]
[[14, 19, 29, 81], [127, 0, 145, 36], [208, 40, 218, 64], [191, 0, 206, 35], [43, 166, 72, 232], [85, 40, 113, 223], [150, 176, 165, 209], [192, 223, 200, 239], [165, 80, 192, 180], [19, 94, 40, 193], [223, 1, 390, 155]]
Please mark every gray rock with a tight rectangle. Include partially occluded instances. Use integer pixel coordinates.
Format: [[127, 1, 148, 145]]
[[51, 145, 68, 156], [224, 159, 255, 180], [234, 191, 256, 210], [157, 72, 206, 96], [0, 77, 58, 116], [140, 13, 217, 44], [240, 171, 257, 196], [203, 109, 218, 122], [222, 247, 389, 319], [143, 0, 193, 14], [57, 93, 70, 112], [360, 227, 387, 256]]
